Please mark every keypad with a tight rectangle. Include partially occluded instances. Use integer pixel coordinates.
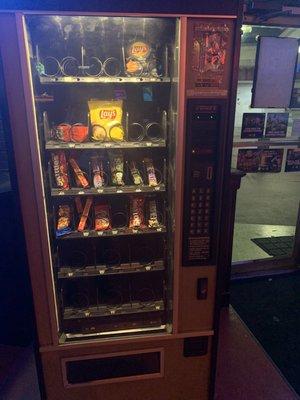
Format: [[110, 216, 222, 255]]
[[189, 186, 212, 236]]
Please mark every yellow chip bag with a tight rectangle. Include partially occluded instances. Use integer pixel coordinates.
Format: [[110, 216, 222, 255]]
[[88, 100, 124, 142]]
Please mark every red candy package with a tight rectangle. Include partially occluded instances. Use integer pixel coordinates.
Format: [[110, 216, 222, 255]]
[[69, 158, 89, 189]]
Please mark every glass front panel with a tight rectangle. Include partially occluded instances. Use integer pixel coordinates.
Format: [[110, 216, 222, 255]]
[[24, 15, 179, 341], [232, 25, 300, 263]]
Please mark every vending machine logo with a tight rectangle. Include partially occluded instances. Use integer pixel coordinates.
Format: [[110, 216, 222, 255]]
[[100, 109, 117, 119], [129, 41, 150, 59]]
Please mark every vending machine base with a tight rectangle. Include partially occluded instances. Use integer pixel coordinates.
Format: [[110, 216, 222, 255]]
[[40, 336, 212, 400]]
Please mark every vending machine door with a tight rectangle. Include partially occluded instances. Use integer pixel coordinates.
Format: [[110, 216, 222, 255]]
[[21, 14, 179, 343]]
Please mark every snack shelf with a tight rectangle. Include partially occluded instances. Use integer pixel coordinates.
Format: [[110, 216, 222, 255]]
[[58, 260, 165, 279], [46, 140, 166, 150], [40, 76, 171, 84], [63, 300, 164, 320], [51, 184, 166, 197], [57, 225, 166, 240]]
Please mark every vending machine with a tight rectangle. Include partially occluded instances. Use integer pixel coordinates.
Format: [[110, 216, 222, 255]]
[[0, 2, 242, 399]]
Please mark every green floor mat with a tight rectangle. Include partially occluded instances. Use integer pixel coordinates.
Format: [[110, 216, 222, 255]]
[[251, 236, 294, 257]]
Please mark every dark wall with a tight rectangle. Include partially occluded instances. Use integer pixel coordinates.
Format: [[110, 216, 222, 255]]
[[0, 0, 240, 15], [0, 55, 34, 346]]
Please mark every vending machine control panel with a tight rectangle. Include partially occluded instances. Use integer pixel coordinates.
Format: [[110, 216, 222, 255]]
[[182, 99, 221, 266]]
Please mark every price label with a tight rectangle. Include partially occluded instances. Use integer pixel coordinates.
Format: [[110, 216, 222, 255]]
[[145, 266, 151, 271], [78, 191, 84, 195], [155, 186, 160, 191], [58, 191, 65, 195], [112, 230, 118, 235], [99, 270, 105, 275], [135, 188, 142, 192], [97, 231, 103, 236], [97, 189, 103, 193], [146, 142, 152, 147], [116, 189, 123, 193], [83, 232, 89, 237]]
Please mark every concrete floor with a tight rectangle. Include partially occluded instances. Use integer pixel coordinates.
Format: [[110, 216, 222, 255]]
[[232, 169, 300, 262], [232, 223, 296, 262]]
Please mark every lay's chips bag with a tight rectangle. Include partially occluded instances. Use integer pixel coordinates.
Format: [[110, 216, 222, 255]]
[[88, 99, 124, 142]]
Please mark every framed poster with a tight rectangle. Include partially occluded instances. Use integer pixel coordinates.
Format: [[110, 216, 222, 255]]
[[237, 149, 261, 172], [265, 113, 289, 138], [186, 19, 233, 97], [285, 149, 300, 172], [241, 113, 265, 138], [259, 149, 283, 172]]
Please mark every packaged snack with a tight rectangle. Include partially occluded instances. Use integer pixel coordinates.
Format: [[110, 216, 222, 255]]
[[52, 123, 71, 142], [77, 197, 93, 232], [129, 196, 145, 228], [69, 158, 89, 188], [95, 204, 111, 231], [144, 158, 158, 186], [148, 199, 160, 228], [52, 151, 69, 190], [75, 197, 83, 214], [109, 151, 124, 186], [88, 100, 124, 142], [56, 204, 72, 236], [70, 124, 89, 143], [129, 160, 143, 185], [91, 156, 105, 188], [126, 41, 159, 77]]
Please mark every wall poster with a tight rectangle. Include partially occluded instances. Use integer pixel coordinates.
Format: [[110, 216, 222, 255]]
[[186, 19, 233, 97], [265, 113, 289, 138], [237, 149, 261, 172], [285, 149, 300, 172], [237, 148, 284, 173], [241, 113, 265, 138]]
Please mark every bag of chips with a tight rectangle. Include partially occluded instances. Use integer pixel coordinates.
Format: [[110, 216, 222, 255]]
[[52, 123, 71, 142], [56, 204, 72, 236], [109, 151, 124, 186], [95, 204, 111, 231], [52, 151, 69, 190], [70, 124, 89, 143], [88, 100, 124, 142], [129, 196, 145, 228]]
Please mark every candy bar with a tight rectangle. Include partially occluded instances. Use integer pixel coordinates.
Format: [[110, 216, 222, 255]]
[[95, 204, 111, 231], [129, 160, 143, 185], [69, 158, 89, 189], [129, 196, 145, 228], [52, 151, 69, 190], [148, 199, 159, 228], [144, 158, 158, 186], [56, 204, 71, 236], [77, 197, 93, 232], [109, 151, 124, 186], [91, 156, 105, 188]]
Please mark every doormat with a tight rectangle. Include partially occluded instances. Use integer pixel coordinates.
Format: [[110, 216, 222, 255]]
[[230, 272, 300, 395], [251, 236, 294, 257]]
